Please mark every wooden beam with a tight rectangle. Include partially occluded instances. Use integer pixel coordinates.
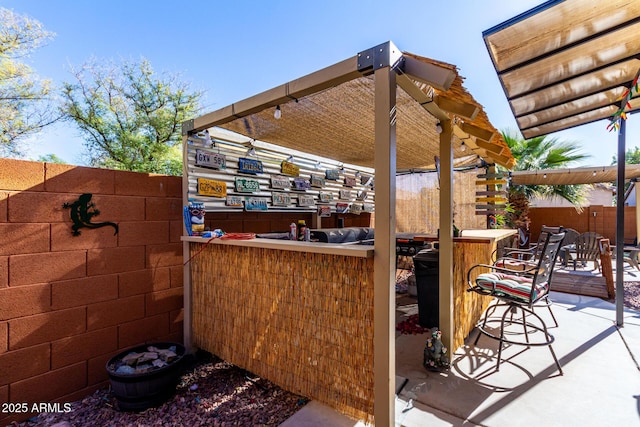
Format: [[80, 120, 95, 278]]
[[475, 190, 508, 196], [476, 210, 507, 216], [475, 138, 504, 154], [396, 74, 449, 121], [402, 55, 456, 91], [476, 196, 508, 203], [475, 179, 507, 186], [435, 94, 479, 120], [460, 121, 495, 142]]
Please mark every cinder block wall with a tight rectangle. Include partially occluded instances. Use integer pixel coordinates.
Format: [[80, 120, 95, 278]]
[[0, 159, 184, 425]]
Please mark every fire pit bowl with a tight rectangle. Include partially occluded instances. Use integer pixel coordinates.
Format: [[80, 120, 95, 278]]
[[106, 342, 186, 411]]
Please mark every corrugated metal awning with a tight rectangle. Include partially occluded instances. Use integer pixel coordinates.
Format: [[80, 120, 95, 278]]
[[483, 0, 640, 139]]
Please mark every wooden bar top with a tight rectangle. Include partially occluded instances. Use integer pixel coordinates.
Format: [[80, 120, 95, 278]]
[[182, 236, 374, 258], [412, 228, 517, 244]]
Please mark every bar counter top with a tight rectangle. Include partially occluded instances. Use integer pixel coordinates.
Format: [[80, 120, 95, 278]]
[[183, 229, 515, 259], [182, 235, 374, 258], [412, 228, 517, 243]]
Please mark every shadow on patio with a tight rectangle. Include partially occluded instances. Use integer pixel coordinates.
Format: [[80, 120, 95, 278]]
[[394, 287, 640, 426]]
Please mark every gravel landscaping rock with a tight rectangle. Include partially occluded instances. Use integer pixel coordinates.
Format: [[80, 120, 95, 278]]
[[11, 351, 308, 427]]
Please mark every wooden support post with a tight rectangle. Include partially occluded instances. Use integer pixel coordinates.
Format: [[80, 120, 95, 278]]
[[599, 239, 615, 299], [373, 65, 396, 426], [438, 119, 455, 359]]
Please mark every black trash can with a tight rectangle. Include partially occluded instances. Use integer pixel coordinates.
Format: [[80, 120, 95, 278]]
[[413, 249, 439, 328]]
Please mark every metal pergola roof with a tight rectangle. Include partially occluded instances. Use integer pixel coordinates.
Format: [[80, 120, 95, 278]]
[[483, 0, 640, 327]]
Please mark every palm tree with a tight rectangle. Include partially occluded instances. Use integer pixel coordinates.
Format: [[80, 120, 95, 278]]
[[500, 129, 592, 229]]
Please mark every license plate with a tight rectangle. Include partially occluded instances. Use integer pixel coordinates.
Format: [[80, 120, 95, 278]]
[[281, 161, 300, 177], [245, 197, 268, 211], [235, 177, 260, 193], [238, 157, 263, 174], [197, 178, 227, 198], [318, 205, 332, 217], [271, 175, 290, 189], [195, 149, 226, 169], [336, 203, 349, 213], [226, 195, 244, 207], [319, 192, 333, 202], [310, 175, 325, 187], [298, 194, 315, 206], [272, 192, 291, 206], [325, 169, 340, 180], [293, 178, 310, 191], [339, 190, 352, 199], [350, 204, 363, 215]]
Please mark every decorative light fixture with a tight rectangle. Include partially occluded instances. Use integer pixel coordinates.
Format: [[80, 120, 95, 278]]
[[274, 105, 282, 119], [436, 122, 443, 134]]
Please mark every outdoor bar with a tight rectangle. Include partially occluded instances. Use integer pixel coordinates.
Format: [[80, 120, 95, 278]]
[[181, 41, 516, 423]]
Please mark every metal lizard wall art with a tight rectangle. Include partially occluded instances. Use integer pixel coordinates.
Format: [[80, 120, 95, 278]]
[[62, 193, 119, 236]]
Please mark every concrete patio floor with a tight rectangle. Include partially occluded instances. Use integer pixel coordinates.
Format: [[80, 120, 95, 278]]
[[281, 266, 640, 426]]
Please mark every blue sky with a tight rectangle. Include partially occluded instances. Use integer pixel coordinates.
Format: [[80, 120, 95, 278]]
[[5, 0, 636, 167]]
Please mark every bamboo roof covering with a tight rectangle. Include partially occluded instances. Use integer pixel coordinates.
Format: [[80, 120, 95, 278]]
[[510, 164, 640, 185], [483, 0, 640, 139], [185, 43, 515, 170]]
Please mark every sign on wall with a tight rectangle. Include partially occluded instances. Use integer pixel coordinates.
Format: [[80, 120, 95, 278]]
[[272, 192, 292, 206], [281, 161, 300, 177], [197, 178, 227, 198], [310, 175, 325, 187], [235, 177, 260, 193], [238, 157, 263, 175], [226, 195, 244, 207], [298, 194, 315, 206], [195, 149, 226, 170], [245, 197, 268, 211], [325, 169, 340, 180], [293, 178, 310, 191], [271, 175, 290, 189], [186, 135, 375, 213]]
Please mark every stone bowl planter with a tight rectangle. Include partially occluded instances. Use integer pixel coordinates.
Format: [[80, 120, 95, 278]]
[[106, 342, 186, 411]]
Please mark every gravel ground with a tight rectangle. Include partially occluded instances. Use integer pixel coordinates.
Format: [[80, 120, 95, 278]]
[[622, 281, 640, 311], [10, 351, 308, 427]]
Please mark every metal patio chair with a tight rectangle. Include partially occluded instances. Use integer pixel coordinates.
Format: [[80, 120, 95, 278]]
[[467, 231, 566, 374]]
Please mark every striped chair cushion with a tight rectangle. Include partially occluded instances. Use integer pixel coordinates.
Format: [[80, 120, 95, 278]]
[[475, 272, 549, 303]]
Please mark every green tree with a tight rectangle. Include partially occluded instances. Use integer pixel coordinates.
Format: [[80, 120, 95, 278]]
[[611, 146, 640, 165], [60, 58, 202, 175], [0, 8, 58, 157], [35, 153, 66, 164], [500, 130, 592, 227]]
